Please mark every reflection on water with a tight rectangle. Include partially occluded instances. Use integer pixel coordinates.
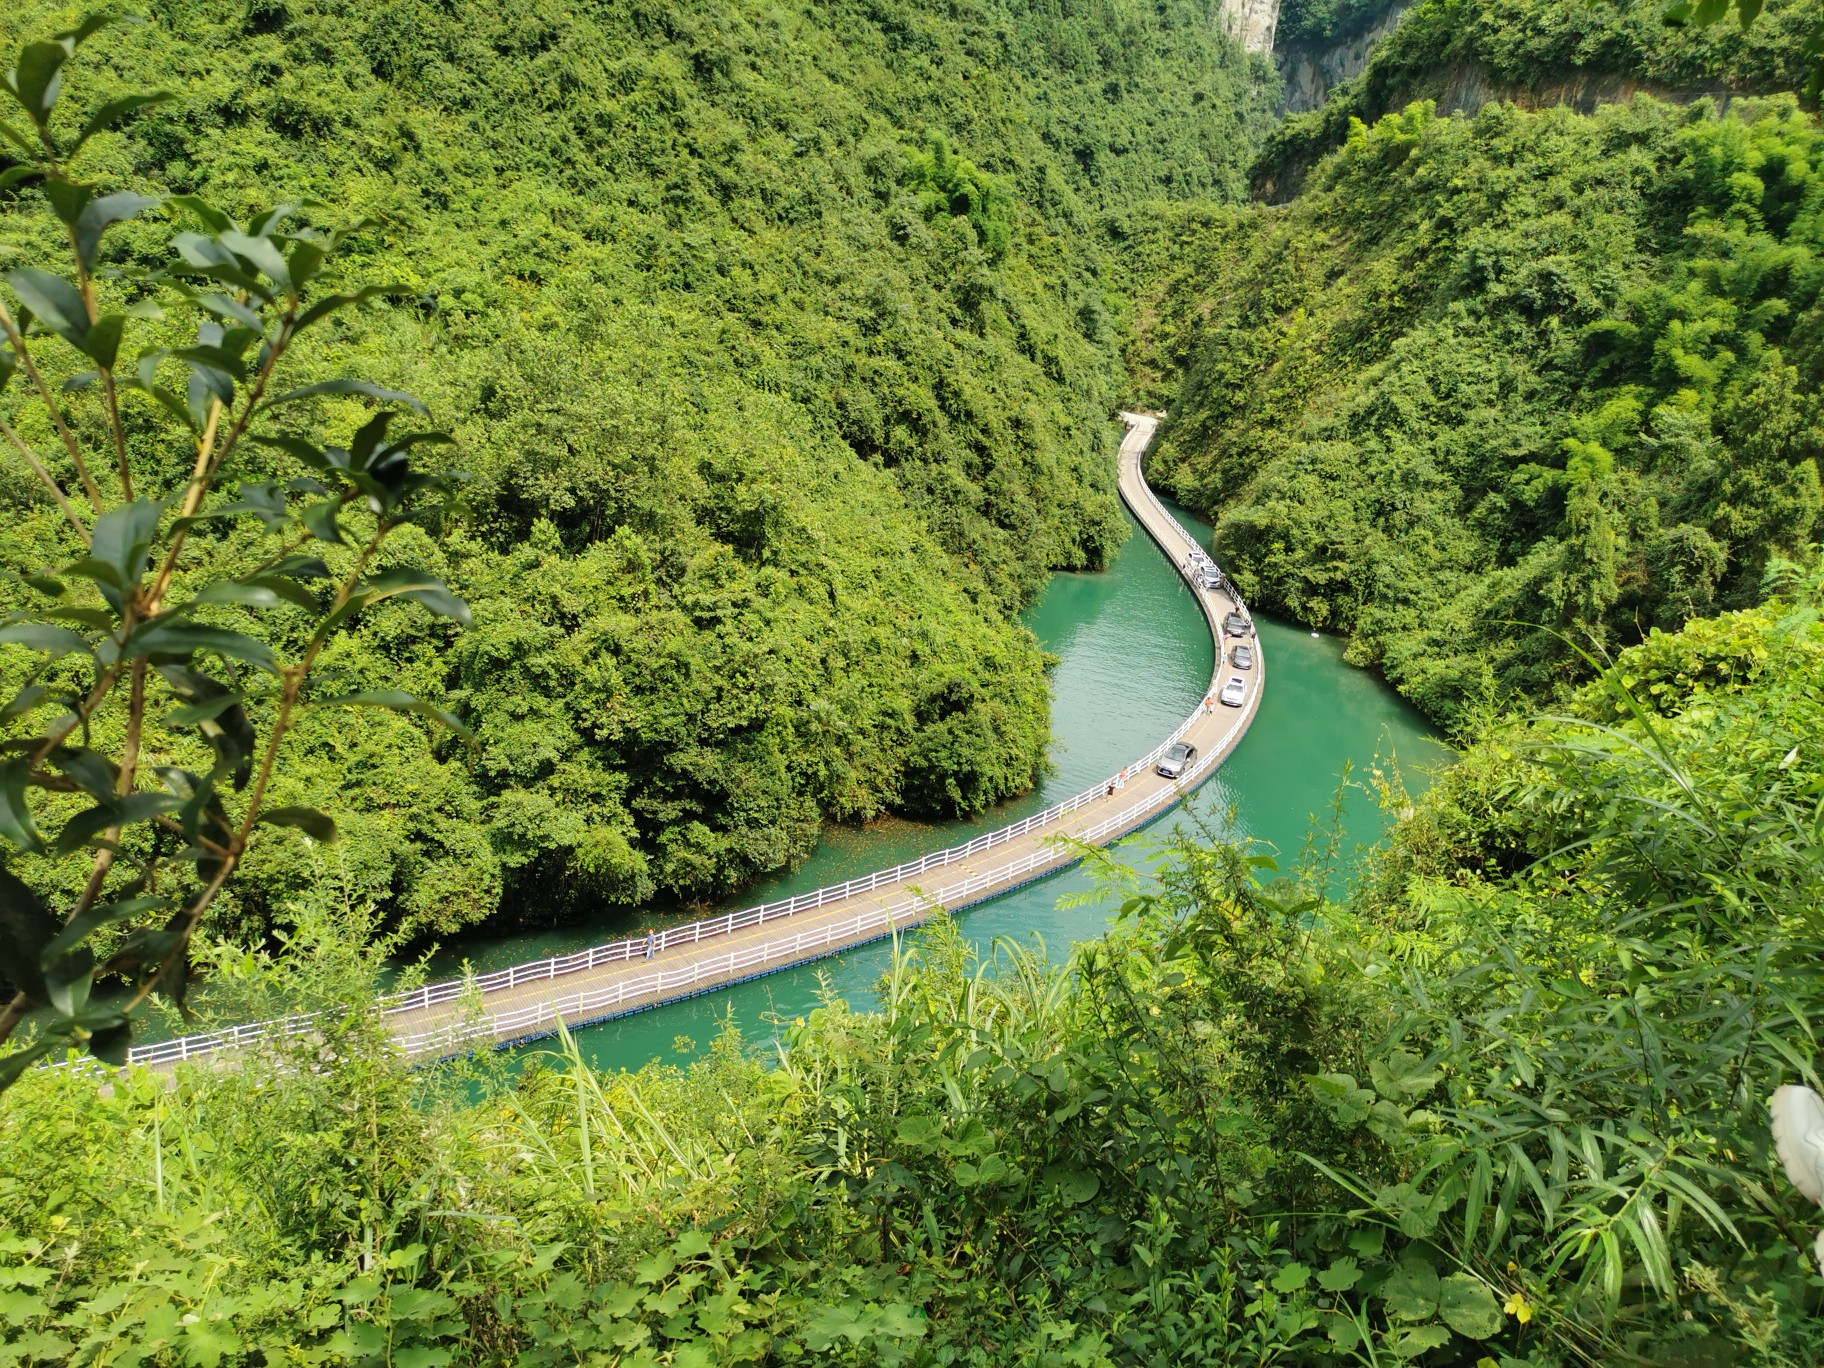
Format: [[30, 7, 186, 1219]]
[[480, 497, 1452, 1075]]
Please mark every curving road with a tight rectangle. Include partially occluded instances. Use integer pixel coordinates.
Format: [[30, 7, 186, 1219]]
[[129, 414, 1265, 1069]]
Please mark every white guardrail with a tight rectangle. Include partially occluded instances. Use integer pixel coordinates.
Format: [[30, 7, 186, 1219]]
[[111, 419, 1252, 1069]]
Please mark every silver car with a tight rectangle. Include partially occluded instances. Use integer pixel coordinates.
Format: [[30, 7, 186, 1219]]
[[1198, 565, 1223, 591], [1156, 742, 1198, 779], [1231, 643, 1253, 670]]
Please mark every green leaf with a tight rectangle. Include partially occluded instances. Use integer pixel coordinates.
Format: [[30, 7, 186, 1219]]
[[8, 41, 71, 126], [259, 806, 337, 842], [79, 313, 126, 368], [74, 191, 158, 269], [298, 496, 345, 544], [318, 690, 475, 744], [1386, 1325, 1452, 1360], [219, 229, 291, 290], [0, 623, 92, 658], [53, 791, 182, 856], [1380, 1258, 1440, 1322], [42, 894, 170, 963], [294, 284, 401, 332], [262, 378, 427, 414], [128, 620, 277, 673], [1369, 1049, 1440, 1101], [86, 1020, 132, 1067], [0, 759, 44, 852], [41, 177, 94, 229], [1317, 1257, 1361, 1292], [0, 866, 55, 999], [43, 943, 91, 1017], [88, 498, 164, 596], [1271, 1262, 1311, 1294], [168, 193, 232, 233], [895, 1115, 944, 1148], [0, 1039, 57, 1091], [2, 684, 53, 721], [359, 568, 471, 626], [71, 91, 172, 155], [1437, 1274, 1504, 1340], [7, 268, 89, 348]]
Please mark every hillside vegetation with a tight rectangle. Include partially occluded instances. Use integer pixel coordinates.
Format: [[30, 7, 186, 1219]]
[[4, 572, 1820, 1364], [0, 0, 1277, 941], [1137, 92, 1824, 725], [1260, 0, 1821, 190]]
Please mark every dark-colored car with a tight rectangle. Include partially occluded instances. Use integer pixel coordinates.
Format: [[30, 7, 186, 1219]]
[[1222, 612, 1252, 637], [1156, 742, 1198, 779], [1231, 643, 1254, 670]]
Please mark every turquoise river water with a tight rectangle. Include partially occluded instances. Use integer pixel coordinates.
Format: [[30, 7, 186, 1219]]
[[425, 496, 1454, 1076]]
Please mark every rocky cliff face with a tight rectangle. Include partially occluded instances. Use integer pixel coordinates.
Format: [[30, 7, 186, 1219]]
[[1221, 0, 1280, 55], [1277, 4, 1408, 111]]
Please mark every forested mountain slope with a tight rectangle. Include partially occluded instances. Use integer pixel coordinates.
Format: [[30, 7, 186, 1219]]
[[0, 0, 1277, 938], [1135, 92, 1823, 726], [1259, 0, 1821, 191]]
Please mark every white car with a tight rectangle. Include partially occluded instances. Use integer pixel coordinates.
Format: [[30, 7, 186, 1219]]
[[1218, 675, 1247, 708]]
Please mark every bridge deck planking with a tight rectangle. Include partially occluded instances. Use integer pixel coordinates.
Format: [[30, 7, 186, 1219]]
[[375, 412, 1263, 1057]]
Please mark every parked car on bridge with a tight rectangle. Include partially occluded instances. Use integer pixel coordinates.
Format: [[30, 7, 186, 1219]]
[[1222, 611, 1253, 637], [1230, 643, 1253, 670], [1197, 565, 1223, 591], [1156, 741, 1198, 779], [1219, 675, 1247, 707]]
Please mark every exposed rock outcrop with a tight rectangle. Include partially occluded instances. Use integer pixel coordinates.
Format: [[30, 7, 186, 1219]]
[[1277, 5, 1408, 112], [1222, 0, 1280, 55]]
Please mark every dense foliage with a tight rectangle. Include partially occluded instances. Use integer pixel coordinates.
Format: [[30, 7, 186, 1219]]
[[1258, 0, 1821, 191], [0, 0, 1278, 943], [1136, 92, 1824, 726], [3, 589, 1819, 1363], [0, 16, 481, 1078]]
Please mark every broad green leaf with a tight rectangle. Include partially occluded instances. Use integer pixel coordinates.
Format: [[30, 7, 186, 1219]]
[[88, 498, 164, 594], [1437, 1274, 1504, 1340], [86, 1021, 133, 1067], [262, 378, 427, 414], [72, 91, 172, 153], [318, 690, 475, 744], [360, 568, 472, 626], [74, 191, 159, 269], [1369, 1049, 1440, 1101], [1271, 1262, 1311, 1294], [78, 314, 126, 369], [1380, 1258, 1440, 1321], [128, 620, 277, 673], [167, 193, 232, 233], [8, 41, 70, 125], [2, 684, 52, 721], [43, 943, 92, 1017], [0, 759, 43, 852], [259, 806, 337, 842], [895, 1115, 944, 1148], [0, 1039, 57, 1091], [1386, 1325, 1452, 1360], [1317, 1257, 1361, 1292], [7, 268, 89, 348], [53, 791, 182, 856], [42, 893, 171, 963], [41, 177, 94, 229], [219, 229, 291, 290], [0, 623, 91, 658], [295, 284, 400, 332], [0, 866, 55, 998]]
